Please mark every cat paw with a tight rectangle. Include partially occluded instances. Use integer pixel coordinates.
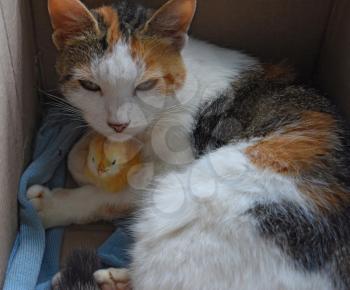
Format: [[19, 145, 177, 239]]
[[27, 185, 53, 211], [27, 185, 60, 228], [51, 272, 62, 290], [94, 268, 131, 290]]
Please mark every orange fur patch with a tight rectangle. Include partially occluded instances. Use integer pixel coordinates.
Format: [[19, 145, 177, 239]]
[[245, 111, 349, 210], [164, 73, 176, 86], [246, 111, 338, 175], [96, 6, 120, 49], [131, 36, 186, 95], [49, 0, 99, 49], [298, 183, 349, 212], [142, 0, 196, 41]]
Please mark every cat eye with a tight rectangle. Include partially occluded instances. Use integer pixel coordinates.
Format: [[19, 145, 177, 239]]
[[135, 79, 158, 92], [79, 80, 101, 92], [112, 160, 116, 165]]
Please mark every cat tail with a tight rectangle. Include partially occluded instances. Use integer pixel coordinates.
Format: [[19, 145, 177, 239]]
[[53, 249, 102, 290]]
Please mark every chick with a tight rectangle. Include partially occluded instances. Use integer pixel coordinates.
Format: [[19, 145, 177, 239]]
[[69, 132, 142, 193]]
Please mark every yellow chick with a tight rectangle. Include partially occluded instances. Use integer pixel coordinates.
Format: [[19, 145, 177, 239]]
[[73, 132, 142, 192]]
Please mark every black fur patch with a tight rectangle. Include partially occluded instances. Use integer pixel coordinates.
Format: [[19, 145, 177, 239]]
[[113, 0, 151, 38], [192, 66, 335, 158], [250, 202, 334, 270], [249, 202, 350, 288], [55, 249, 101, 290], [192, 94, 243, 157]]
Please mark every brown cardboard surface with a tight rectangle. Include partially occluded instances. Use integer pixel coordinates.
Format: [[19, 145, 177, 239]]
[[0, 0, 37, 286], [60, 223, 115, 266], [317, 0, 350, 121]]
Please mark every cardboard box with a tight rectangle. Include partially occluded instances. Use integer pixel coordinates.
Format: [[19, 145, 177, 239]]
[[1, 0, 349, 286]]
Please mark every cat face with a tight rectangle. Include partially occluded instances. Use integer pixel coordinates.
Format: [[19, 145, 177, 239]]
[[49, 0, 196, 141]]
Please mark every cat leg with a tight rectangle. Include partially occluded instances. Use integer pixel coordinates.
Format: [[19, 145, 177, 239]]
[[27, 184, 135, 228], [94, 268, 131, 290]]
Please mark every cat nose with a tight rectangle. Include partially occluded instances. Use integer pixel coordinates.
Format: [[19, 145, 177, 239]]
[[108, 122, 129, 133]]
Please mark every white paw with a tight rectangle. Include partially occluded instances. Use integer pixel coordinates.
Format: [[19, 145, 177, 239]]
[[27, 185, 53, 211], [27, 184, 62, 228], [51, 272, 62, 290], [94, 268, 131, 290]]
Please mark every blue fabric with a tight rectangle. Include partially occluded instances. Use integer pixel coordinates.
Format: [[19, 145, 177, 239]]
[[98, 218, 134, 268], [4, 111, 135, 290], [4, 113, 83, 290]]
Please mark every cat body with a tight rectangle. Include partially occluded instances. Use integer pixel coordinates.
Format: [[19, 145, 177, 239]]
[[27, 0, 350, 289], [131, 67, 350, 290]]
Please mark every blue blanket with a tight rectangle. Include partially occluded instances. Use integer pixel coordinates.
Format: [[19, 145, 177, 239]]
[[4, 111, 133, 290]]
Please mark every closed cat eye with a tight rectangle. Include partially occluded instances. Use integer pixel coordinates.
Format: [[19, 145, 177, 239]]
[[135, 79, 158, 92], [79, 80, 101, 92]]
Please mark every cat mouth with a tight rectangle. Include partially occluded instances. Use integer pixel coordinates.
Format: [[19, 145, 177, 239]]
[[107, 125, 146, 142], [107, 131, 135, 142]]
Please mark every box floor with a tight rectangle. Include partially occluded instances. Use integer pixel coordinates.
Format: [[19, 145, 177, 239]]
[[61, 223, 114, 265]]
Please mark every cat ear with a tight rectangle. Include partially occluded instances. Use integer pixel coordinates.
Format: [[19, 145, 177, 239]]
[[143, 0, 196, 49], [48, 0, 99, 49]]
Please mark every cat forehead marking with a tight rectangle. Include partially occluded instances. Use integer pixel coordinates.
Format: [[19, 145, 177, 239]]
[[95, 6, 121, 49], [92, 40, 140, 87]]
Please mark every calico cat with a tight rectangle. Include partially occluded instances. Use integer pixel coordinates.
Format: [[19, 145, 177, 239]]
[[27, 0, 350, 289]]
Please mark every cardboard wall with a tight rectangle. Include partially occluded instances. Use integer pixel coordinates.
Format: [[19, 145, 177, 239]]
[[0, 0, 38, 286], [317, 0, 350, 121]]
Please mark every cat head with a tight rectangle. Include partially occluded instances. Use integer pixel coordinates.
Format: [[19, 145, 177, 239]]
[[49, 0, 196, 141]]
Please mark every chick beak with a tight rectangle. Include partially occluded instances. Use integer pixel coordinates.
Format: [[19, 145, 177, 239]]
[[98, 163, 105, 175]]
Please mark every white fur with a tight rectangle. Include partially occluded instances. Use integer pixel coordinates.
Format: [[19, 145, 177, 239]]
[[131, 143, 334, 290], [27, 184, 135, 228], [94, 268, 130, 290], [66, 41, 145, 142]]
